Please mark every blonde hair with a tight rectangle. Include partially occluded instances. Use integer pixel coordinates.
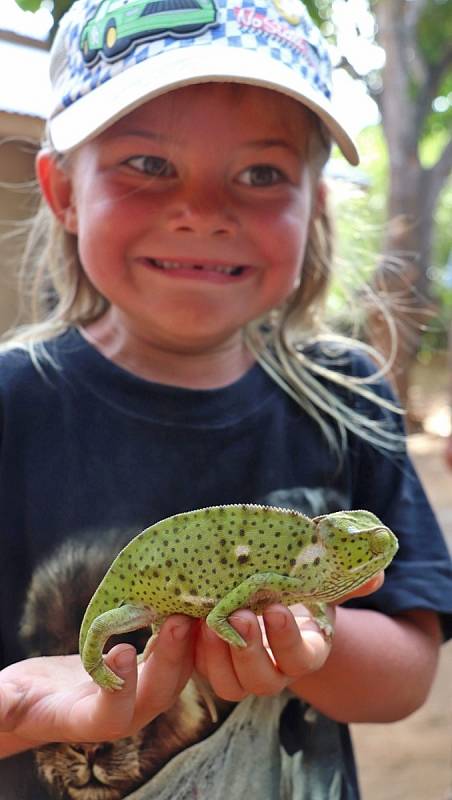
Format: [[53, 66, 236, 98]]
[[2, 117, 403, 456]]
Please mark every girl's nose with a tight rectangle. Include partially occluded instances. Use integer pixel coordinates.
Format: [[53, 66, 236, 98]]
[[165, 182, 239, 237]]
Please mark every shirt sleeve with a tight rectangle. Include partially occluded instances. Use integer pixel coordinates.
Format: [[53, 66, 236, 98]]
[[344, 355, 452, 639]]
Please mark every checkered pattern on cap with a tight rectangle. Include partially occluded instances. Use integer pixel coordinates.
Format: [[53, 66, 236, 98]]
[[51, 0, 332, 116], [48, 0, 358, 163]]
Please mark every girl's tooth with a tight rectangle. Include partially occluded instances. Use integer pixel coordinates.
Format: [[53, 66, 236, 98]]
[[153, 259, 242, 274]]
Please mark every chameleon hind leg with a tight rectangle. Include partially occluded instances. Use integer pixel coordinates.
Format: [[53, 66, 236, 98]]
[[206, 572, 307, 648], [81, 605, 156, 690]]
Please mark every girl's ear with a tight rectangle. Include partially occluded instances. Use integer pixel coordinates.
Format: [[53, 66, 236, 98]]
[[36, 150, 78, 234]]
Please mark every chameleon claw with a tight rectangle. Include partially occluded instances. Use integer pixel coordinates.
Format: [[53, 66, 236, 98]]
[[87, 659, 125, 691]]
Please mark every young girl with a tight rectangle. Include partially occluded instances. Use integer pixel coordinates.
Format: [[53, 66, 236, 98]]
[[0, 0, 451, 797]]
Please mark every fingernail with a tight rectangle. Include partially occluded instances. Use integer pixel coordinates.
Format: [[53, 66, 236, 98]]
[[114, 648, 136, 673], [171, 621, 190, 641], [265, 610, 287, 631], [231, 614, 250, 639]]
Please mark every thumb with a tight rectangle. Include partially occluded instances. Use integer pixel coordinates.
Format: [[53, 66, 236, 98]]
[[88, 645, 138, 739]]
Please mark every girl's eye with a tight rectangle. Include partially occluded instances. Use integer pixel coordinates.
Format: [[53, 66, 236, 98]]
[[124, 155, 176, 177], [238, 164, 287, 187]]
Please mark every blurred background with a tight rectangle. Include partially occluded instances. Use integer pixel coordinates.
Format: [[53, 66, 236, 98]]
[[0, 0, 451, 797]]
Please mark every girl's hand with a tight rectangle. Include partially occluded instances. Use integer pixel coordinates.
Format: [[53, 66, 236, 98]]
[[194, 573, 384, 704], [195, 604, 332, 703], [0, 615, 195, 754]]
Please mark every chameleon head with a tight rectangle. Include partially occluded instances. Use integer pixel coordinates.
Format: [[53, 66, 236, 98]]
[[315, 510, 398, 568], [290, 510, 399, 600]]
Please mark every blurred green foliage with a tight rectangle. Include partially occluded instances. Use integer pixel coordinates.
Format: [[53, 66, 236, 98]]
[[329, 125, 451, 351]]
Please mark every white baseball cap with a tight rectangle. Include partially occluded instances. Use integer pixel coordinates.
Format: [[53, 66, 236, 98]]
[[48, 0, 359, 164]]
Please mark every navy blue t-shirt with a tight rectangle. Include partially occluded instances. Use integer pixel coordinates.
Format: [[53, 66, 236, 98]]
[[0, 328, 451, 799]]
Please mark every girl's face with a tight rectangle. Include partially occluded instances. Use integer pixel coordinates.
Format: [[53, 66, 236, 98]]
[[49, 84, 319, 356]]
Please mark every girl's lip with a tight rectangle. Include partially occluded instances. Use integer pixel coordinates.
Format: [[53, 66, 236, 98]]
[[138, 257, 254, 282]]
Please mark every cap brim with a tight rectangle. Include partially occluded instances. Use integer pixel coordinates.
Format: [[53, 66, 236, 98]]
[[49, 45, 359, 164]]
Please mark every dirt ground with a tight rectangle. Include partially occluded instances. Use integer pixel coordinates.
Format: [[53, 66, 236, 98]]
[[351, 431, 452, 800]]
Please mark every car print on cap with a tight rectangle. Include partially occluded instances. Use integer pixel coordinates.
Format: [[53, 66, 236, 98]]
[[80, 0, 218, 63]]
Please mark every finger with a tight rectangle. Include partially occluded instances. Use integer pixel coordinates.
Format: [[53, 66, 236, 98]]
[[198, 624, 246, 703], [74, 644, 138, 740], [263, 605, 332, 677], [133, 616, 195, 728], [227, 612, 289, 696]]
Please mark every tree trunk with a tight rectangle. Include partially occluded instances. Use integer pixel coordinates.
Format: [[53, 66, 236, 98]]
[[367, 0, 449, 416]]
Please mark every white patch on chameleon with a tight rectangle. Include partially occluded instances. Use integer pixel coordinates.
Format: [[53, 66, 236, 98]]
[[235, 545, 250, 559], [181, 593, 215, 609], [291, 543, 327, 572]]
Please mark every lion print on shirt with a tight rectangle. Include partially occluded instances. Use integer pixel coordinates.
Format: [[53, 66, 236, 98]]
[[19, 533, 217, 800]]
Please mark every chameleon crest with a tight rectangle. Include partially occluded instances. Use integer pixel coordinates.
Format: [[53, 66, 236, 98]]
[[80, 504, 398, 694]]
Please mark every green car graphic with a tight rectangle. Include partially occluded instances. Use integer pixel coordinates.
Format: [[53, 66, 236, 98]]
[[80, 0, 218, 63]]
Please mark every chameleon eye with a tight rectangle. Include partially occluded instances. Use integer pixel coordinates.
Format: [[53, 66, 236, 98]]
[[370, 530, 390, 555]]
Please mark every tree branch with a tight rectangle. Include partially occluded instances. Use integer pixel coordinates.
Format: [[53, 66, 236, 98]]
[[428, 137, 452, 206], [414, 46, 452, 136]]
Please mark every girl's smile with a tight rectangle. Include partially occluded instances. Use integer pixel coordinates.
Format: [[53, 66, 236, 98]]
[[41, 83, 319, 386], [138, 257, 253, 282]]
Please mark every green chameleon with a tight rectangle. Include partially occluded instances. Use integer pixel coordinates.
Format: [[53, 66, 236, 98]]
[[79, 504, 398, 697]]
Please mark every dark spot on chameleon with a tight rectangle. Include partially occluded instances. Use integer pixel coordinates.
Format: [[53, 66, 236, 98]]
[[239, 529, 245, 537], [311, 535, 318, 544], [197, 533, 202, 540], [259, 542, 266, 549], [290, 558, 296, 566], [165, 560, 172, 568], [153, 570, 159, 577], [237, 554, 250, 564], [314, 558, 321, 566], [275, 531, 281, 537], [197, 559, 203, 566], [165, 576, 171, 583], [175, 588, 182, 596], [184, 547, 189, 554], [221, 557, 228, 565], [178, 574, 185, 582], [119, 574, 126, 580], [163, 540, 169, 547], [113, 597, 119, 603], [217, 525, 224, 530]]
